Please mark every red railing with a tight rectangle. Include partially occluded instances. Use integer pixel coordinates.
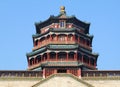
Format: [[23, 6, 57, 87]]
[[33, 40, 91, 50]]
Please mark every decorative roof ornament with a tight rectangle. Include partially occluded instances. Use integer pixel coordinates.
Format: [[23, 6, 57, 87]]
[[60, 6, 66, 15]]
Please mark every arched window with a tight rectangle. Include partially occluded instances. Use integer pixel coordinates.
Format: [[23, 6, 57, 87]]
[[46, 35, 50, 42], [30, 58, 34, 66], [86, 40, 90, 46], [58, 52, 67, 61], [83, 55, 89, 64], [36, 55, 41, 63], [50, 52, 56, 60], [34, 40, 38, 46], [51, 34, 56, 41], [68, 34, 73, 41], [75, 35, 78, 42], [80, 37, 83, 44], [58, 35, 66, 41], [42, 53, 47, 61], [68, 52, 74, 60], [90, 58, 95, 66], [40, 37, 45, 44]]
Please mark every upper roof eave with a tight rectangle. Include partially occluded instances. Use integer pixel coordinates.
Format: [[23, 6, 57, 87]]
[[35, 14, 90, 34], [26, 46, 47, 57], [73, 17, 90, 34]]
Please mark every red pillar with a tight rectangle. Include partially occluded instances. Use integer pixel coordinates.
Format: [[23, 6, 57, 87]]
[[76, 52, 78, 61], [32, 59, 33, 65], [41, 55, 43, 62], [84, 39, 87, 48], [43, 68, 45, 78], [56, 35, 58, 41], [54, 69, 57, 74], [67, 69, 69, 74], [73, 35, 75, 41], [78, 68, 81, 78], [44, 37, 46, 45], [74, 53, 77, 61], [47, 53, 49, 61], [67, 35, 68, 41]]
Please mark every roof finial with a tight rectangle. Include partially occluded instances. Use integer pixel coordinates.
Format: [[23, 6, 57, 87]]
[[60, 6, 66, 14]]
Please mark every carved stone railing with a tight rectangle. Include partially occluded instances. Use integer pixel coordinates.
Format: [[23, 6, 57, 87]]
[[0, 70, 42, 78], [82, 70, 120, 80]]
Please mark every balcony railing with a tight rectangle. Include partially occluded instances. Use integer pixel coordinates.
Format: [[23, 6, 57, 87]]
[[33, 40, 91, 51]]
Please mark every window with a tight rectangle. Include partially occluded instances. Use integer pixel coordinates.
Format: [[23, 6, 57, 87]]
[[59, 55, 65, 59], [87, 40, 90, 46], [58, 52, 66, 60], [35, 40, 38, 46], [68, 35, 73, 41], [60, 20, 65, 28], [58, 35, 65, 41], [51, 35, 56, 41], [90, 59, 95, 66]]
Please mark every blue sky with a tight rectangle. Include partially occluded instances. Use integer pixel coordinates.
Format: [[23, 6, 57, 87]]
[[0, 0, 120, 70]]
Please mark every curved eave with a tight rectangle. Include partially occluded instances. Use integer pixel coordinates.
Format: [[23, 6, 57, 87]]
[[73, 17, 90, 34], [26, 44, 78, 57], [79, 47, 99, 60], [26, 44, 98, 58], [35, 16, 55, 34], [90, 35, 94, 46], [33, 28, 92, 39], [35, 15, 70, 33], [35, 15, 90, 34], [93, 53, 99, 61], [32, 30, 49, 38], [32, 28, 75, 38], [87, 34, 93, 41], [79, 63, 96, 70], [26, 47, 47, 57]]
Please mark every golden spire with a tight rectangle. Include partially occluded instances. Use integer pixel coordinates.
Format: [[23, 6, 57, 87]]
[[60, 6, 66, 14]]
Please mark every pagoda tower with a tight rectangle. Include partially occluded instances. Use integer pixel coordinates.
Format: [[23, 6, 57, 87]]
[[26, 6, 98, 78]]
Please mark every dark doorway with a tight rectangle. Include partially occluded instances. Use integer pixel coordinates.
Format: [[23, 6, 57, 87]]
[[57, 69, 67, 73]]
